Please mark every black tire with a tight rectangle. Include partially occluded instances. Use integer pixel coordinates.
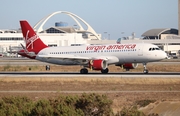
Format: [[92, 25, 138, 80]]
[[101, 68, 109, 74], [80, 68, 88, 74], [143, 69, 148, 74]]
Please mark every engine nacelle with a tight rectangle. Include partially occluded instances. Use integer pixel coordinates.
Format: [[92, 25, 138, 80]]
[[120, 63, 138, 69], [89, 59, 107, 70]]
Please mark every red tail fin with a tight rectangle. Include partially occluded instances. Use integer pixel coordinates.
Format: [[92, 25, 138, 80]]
[[20, 20, 48, 53]]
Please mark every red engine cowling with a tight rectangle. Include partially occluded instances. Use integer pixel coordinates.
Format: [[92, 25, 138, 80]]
[[121, 63, 138, 69], [89, 59, 107, 70]]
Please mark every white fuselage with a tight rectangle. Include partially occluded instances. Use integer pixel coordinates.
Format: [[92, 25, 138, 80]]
[[35, 43, 167, 65]]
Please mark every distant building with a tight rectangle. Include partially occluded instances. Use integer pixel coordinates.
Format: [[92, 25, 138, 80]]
[[0, 11, 102, 56], [142, 28, 178, 39]]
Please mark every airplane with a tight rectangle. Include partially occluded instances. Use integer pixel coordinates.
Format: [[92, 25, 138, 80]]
[[18, 20, 168, 74]]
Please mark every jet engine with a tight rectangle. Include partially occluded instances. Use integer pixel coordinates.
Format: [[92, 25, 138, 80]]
[[89, 59, 108, 70], [122, 63, 138, 69], [116, 63, 138, 71]]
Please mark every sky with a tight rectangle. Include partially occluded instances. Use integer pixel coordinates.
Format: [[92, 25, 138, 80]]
[[0, 0, 178, 39]]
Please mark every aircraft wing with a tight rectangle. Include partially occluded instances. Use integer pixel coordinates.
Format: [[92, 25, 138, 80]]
[[38, 54, 91, 60], [38, 54, 119, 64], [92, 56, 119, 64]]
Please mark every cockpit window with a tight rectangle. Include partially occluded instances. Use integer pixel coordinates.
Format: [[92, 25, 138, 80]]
[[149, 47, 161, 51], [155, 48, 160, 50]]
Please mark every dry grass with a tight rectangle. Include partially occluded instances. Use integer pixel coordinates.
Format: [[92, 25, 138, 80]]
[[1, 77, 180, 85]]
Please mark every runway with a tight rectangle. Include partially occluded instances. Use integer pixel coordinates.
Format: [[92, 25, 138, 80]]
[[0, 58, 180, 77], [0, 72, 179, 78]]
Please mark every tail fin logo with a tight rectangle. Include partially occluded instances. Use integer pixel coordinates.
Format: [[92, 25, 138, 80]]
[[25, 30, 39, 49]]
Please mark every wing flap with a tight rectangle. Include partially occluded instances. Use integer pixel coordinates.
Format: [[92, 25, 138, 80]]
[[38, 54, 91, 60]]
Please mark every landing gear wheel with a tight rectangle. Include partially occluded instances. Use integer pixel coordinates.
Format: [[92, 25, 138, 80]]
[[80, 68, 88, 74], [143, 69, 149, 74], [143, 63, 149, 74], [101, 68, 109, 74], [45, 65, 50, 70]]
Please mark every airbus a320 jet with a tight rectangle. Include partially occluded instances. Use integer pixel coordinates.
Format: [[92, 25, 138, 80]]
[[18, 20, 167, 74]]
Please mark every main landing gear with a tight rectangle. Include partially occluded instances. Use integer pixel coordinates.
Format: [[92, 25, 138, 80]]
[[143, 63, 149, 74], [80, 68, 109, 74], [80, 68, 88, 74], [45, 65, 50, 70], [101, 68, 109, 74]]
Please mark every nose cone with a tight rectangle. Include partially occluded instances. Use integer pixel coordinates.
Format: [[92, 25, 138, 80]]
[[161, 51, 168, 60]]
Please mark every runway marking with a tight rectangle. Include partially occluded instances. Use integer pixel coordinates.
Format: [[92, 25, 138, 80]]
[[0, 72, 180, 78]]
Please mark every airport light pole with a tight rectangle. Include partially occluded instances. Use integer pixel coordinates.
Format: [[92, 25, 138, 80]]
[[104, 32, 107, 39], [121, 32, 124, 40]]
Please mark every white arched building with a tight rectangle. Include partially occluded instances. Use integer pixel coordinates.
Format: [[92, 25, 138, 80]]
[[0, 11, 102, 55]]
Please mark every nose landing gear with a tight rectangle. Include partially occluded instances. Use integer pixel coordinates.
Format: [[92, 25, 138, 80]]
[[143, 63, 149, 74]]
